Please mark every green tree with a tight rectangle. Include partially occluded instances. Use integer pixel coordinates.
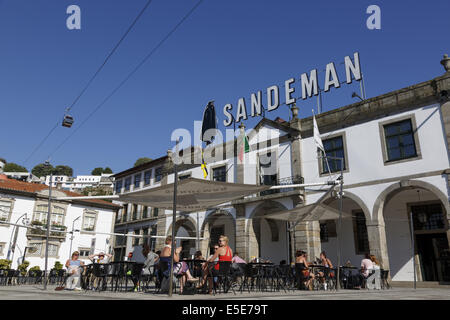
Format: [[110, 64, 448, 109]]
[[3, 163, 27, 172], [103, 167, 113, 174], [32, 163, 54, 178], [53, 165, 73, 176], [134, 157, 152, 167], [91, 167, 104, 175], [0, 158, 6, 164], [53, 261, 63, 270]]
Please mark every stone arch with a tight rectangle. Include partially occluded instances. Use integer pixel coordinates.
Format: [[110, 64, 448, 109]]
[[201, 209, 235, 237], [249, 200, 288, 219], [249, 200, 289, 261], [201, 209, 236, 255], [166, 215, 198, 259], [323, 190, 371, 222], [166, 215, 198, 238], [371, 179, 450, 277], [373, 179, 450, 225]]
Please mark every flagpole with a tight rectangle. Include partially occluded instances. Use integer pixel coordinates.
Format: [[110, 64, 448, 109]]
[[312, 109, 333, 180], [168, 138, 179, 297]]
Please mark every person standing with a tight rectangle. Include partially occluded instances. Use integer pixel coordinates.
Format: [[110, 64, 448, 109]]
[[65, 251, 84, 291]]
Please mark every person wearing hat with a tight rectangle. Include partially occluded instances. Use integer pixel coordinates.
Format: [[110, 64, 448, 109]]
[[89, 252, 112, 264], [88, 252, 112, 291]]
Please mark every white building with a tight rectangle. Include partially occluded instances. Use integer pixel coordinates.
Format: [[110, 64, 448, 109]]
[[0, 160, 5, 173], [0, 174, 119, 269], [44, 174, 114, 193], [112, 58, 450, 284]]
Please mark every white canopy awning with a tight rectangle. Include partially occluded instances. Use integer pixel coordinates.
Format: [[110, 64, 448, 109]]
[[263, 203, 351, 222], [118, 178, 270, 212]]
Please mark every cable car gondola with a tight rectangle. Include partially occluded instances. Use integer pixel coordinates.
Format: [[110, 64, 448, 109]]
[[62, 114, 74, 128]]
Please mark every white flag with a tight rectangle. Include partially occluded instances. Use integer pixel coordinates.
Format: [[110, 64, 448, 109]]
[[313, 114, 324, 152]]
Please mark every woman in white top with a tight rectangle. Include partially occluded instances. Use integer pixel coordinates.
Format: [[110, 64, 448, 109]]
[[370, 255, 381, 270]]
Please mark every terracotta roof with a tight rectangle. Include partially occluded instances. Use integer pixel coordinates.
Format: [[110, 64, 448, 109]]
[[0, 178, 119, 209]]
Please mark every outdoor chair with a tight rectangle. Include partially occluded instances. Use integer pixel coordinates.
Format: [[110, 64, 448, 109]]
[[91, 263, 110, 291], [366, 269, 381, 290], [230, 263, 245, 291], [239, 263, 259, 293], [294, 263, 308, 290], [5, 269, 17, 286], [208, 261, 234, 295], [274, 265, 293, 292], [27, 270, 43, 285], [48, 269, 58, 285], [56, 269, 67, 286], [0, 269, 7, 286], [156, 260, 178, 294], [107, 262, 124, 292], [127, 263, 144, 291]]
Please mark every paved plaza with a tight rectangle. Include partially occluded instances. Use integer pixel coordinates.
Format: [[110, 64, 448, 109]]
[[0, 285, 448, 300]]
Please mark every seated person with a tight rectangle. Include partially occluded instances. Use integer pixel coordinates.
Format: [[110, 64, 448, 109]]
[[193, 251, 205, 277], [198, 235, 233, 294], [295, 250, 314, 290], [88, 252, 112, 264], [88, 251, 112, 290], [143, 244, 159, 276], [370, 255, 381, 270], [317, 251, 334, 282], [232, 252, 246, 264], [358, 253, 374, 289], [159, 236, 198, 294], [65, 251, 84, 291]]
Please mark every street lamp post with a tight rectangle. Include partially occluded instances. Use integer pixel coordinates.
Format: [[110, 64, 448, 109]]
[[6, 213, 28, 264], [69, 216, 81, 260], [43, 162, 53, 290]]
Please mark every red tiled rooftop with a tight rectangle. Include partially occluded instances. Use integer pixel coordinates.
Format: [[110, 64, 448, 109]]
[[0, 177, 119, 208]]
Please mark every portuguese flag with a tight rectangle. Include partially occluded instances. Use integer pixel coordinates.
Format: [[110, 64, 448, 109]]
[[238, 134, 250, 163]]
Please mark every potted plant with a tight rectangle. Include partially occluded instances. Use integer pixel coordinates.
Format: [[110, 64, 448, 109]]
[[18, 261, 30, 276], [0, 259, 12, 270]]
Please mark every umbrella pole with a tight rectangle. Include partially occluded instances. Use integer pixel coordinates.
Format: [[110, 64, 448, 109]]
[[169, 143, 179, 297], [336, 158, 344, 291]]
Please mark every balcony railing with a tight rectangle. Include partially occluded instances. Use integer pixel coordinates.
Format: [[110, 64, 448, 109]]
[[27, 221, 67, 238], [259, 175, 304, 196]]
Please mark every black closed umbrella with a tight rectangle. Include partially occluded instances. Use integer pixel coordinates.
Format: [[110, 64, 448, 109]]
[[201, 100, 217, 146]]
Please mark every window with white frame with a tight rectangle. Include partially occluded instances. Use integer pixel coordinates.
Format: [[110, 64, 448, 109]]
[[33, 204, 65, 225], [82, 211, 97, 231], [48, 243, 59, 257], [29, 243, 43, 256], [0, 199, 12, 222], [79, 249, 90, 258], [0, 242, 5, 255]]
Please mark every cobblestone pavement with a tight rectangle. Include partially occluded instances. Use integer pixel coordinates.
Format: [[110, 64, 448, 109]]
[[0, 285, 449, 300]]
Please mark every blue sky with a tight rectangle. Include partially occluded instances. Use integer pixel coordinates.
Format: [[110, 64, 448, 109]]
[[1, 0, 449, 175]]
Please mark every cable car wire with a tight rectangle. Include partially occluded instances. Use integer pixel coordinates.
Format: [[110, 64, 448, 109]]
[[23, 0, 154, 165], [48, 0, 205, 159]]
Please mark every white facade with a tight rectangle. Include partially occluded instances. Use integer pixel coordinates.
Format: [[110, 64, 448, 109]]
[[113, 71, 450, 283], [43, 174, 114, 192]]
